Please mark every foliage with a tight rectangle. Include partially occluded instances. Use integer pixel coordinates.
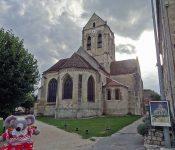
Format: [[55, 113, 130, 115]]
[[21, 94, 35, 109], [137, 116, 151, 136], [37, 115, 140, 139], [0, 28, 39, 119], [20, 94, 35, 114], [137, 122, 150, 136], [150, 91, 161, 101]]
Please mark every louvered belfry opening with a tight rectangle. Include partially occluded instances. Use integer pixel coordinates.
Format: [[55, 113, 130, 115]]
[[47, 78, 57, 102], [87, 76, 95, 102], [63, 75, 73, 99], [87, 36, 91, 50], [97, 33, 102, 48]]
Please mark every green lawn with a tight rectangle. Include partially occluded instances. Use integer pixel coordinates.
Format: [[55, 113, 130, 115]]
[[37, 115, 140, 139], [0, 119, 3, 134]]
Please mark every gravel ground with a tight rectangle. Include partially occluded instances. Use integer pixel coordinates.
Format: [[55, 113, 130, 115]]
[[33, 120, 94, 150]]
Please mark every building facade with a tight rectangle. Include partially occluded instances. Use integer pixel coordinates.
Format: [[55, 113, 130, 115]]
[[155, 0, 175, 116], [34, 13, 143, 118]]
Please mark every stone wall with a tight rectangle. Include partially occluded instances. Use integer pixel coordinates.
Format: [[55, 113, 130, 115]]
[[111, 73, 143, 115], [35, 68, 104, 118], [144, 129, 164, 146], [104, 86, 129, 115]]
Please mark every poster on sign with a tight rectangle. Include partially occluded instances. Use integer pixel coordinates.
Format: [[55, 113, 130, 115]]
[[149, 101, 171, 127]]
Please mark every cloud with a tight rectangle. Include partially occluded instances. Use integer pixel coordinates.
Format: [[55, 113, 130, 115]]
[[0, 0, 158, 92], [116, 44, 136, 54], [82, 0, 153, 39], [0, 0, 153, 73], [143, 72, 160, 93], [0, 0, 82, 73]]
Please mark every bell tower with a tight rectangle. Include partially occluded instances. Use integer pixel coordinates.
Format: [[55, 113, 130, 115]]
[[82, 13, 115, 73]]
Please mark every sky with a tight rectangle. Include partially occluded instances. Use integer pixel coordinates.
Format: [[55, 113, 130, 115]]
[[0, 0, 160, 93]]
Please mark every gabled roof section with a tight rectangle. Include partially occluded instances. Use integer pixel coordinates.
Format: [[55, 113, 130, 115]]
[[83, 13, 106, 30], [60, 53, 96, 70], [77, 47, 109, 75], [110, 59, 138, 75], [44, 47, 109, 74], [44, 58, 68, 74], [105, 78, 128, 88]]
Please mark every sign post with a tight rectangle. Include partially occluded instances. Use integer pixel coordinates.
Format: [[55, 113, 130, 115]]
[[150, 101, 171, 127]]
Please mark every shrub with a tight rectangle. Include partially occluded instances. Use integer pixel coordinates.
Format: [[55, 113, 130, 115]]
[[137, 122, 150, 136], [137, 116, 151, 136]]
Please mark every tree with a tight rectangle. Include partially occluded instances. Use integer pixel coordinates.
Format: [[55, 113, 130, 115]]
[[150, 91, 161, 101], [0, 28, 39, 120], [21, 94, 35, 114]]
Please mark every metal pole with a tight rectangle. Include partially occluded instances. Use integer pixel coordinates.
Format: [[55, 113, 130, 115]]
[[151, 0, 171, 148]]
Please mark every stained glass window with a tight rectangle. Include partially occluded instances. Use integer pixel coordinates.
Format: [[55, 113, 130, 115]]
[[63, 76, 73, 99], [87, 76, 95, 102], [47, 78, 57, 102]]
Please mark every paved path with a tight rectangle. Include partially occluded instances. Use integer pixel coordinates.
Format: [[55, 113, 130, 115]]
[[83, 118, 145, 150], [33, 121, 94, 150], [33, 118, 144, 150]]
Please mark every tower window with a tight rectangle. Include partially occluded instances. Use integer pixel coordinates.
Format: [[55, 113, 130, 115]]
[[93, 22, 95, 27], [97, 33, 102, 48], [87, 36, 91, 50]]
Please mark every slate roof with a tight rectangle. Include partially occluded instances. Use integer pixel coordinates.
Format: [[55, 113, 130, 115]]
[[44, 53, 96, 73], [77, 47, 109, 75], [44, 58, 68, 73], [105, 78, 128, 88], [60, 53, 95, 70], [110, 59, 137, 75]]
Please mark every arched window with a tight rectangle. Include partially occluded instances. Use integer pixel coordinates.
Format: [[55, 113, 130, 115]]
[[87, 76, 95, 102], [107, 89, 111, 100], [47, 78, 57, 103], [87, 36, 91, 50], [63, 75, 73, 99], [97, 33, 102, 48], [115, 89, 121, 100]]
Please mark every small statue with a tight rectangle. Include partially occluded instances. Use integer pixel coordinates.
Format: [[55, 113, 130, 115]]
[[0, 115, 40, 150]]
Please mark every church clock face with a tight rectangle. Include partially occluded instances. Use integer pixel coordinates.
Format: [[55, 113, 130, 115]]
[[92, 29, 96, 34]]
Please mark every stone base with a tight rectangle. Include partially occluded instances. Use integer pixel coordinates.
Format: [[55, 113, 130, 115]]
[[144, 144, 160, 150], [55, 108, 102, 118], [34, 103, 56, 116]]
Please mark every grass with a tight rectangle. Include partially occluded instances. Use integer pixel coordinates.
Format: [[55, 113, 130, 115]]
[[37, 115, 140, 139]]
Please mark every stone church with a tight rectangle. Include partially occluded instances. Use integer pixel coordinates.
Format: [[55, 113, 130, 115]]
[[34, 13, 143, 118]]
